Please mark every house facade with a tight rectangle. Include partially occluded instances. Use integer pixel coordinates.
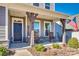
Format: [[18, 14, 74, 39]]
[[0, 3, 69, 48]]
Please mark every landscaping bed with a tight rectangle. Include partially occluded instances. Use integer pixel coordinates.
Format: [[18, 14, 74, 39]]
[[27, 46, 79, 56], [0, 47, 15, 56], [27, 37, 79, 56]]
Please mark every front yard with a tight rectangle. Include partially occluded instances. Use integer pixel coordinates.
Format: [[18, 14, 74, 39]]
[[27, 45, 79, 56]]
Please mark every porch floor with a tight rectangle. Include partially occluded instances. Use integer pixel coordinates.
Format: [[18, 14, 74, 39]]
[[9, 37, 62, 48], [9, 42, 30, 48]]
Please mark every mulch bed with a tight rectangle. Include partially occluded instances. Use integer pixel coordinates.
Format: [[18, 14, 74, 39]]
[[27, 47, 79, 56]]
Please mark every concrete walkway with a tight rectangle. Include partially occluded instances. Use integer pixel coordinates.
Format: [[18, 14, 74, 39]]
[[13, 49, 32, 56]]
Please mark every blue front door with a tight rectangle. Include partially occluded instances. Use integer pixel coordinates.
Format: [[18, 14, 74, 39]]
[[14, 23, 22, 42]]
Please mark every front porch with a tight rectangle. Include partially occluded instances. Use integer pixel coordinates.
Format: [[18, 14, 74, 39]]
[[7, 4, 68, 48]]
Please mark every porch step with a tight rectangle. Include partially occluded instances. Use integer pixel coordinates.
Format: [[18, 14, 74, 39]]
[[0, 26, 6, 41]]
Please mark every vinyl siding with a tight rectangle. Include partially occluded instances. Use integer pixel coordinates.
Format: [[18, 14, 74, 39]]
[[0, 6, 6, 41], [0, 6, 6, 26]]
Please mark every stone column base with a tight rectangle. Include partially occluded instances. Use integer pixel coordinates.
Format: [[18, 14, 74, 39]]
[[0, 41, 8, 48]]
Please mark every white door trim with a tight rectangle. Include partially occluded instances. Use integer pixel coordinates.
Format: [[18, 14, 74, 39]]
[[34, 20, 41, 37], [44, 21, 51, 36], [12, 17, 24, 42]]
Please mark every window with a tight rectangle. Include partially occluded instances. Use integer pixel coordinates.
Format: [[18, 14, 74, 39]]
[[34, 22, 39, 33], [33, 3, 39, 6], [44, 21, 51, 36], [34, 20, 40, 36], [45, 3, 50, 9]]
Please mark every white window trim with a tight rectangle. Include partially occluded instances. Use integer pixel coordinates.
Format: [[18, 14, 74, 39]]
[[44, 21, 51, 37], [34, 20, 41, 37], [12, 17, 24, 42]]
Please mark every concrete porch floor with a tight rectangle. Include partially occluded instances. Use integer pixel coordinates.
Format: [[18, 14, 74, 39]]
[[9, 37, 62, 49], [9, 42, 30, 48], [9, 40, 53, 49]]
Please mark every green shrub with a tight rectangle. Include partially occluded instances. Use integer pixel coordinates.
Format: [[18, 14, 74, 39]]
[[0, 47, 8, 56], [67, 37, 78, 49], [34, 44, 45, 52], [52, 43, 61, 49]]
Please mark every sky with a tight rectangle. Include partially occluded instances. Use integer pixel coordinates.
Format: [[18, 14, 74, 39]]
[[55, 3, 79, 15]]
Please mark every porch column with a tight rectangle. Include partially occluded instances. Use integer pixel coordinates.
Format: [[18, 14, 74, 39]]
[[6, 6, 9, 48], [60, 18, 66, 44], [62, 31, 66, 44], [52, 20, 56, 37], [53, 21, 56, 37], [26, 12, 38, 46], [25, 15, 27, 37], [0, 6, 8, 48]]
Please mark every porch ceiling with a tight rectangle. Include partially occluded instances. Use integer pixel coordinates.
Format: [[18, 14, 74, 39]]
[[0, 3, 69, 21], [9, 9, 55, 21], [9, 9, 26, 17]]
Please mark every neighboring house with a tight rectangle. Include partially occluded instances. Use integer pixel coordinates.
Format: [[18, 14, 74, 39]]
[[0, 3, 70, 48]]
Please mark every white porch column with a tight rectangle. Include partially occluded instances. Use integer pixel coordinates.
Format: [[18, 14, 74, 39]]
[[26, 12, 38, 47], [5, 6, 8, 41], [60, 18, 66, 44], [62, 31, 66, 44], [5, 6, 8, 48]]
